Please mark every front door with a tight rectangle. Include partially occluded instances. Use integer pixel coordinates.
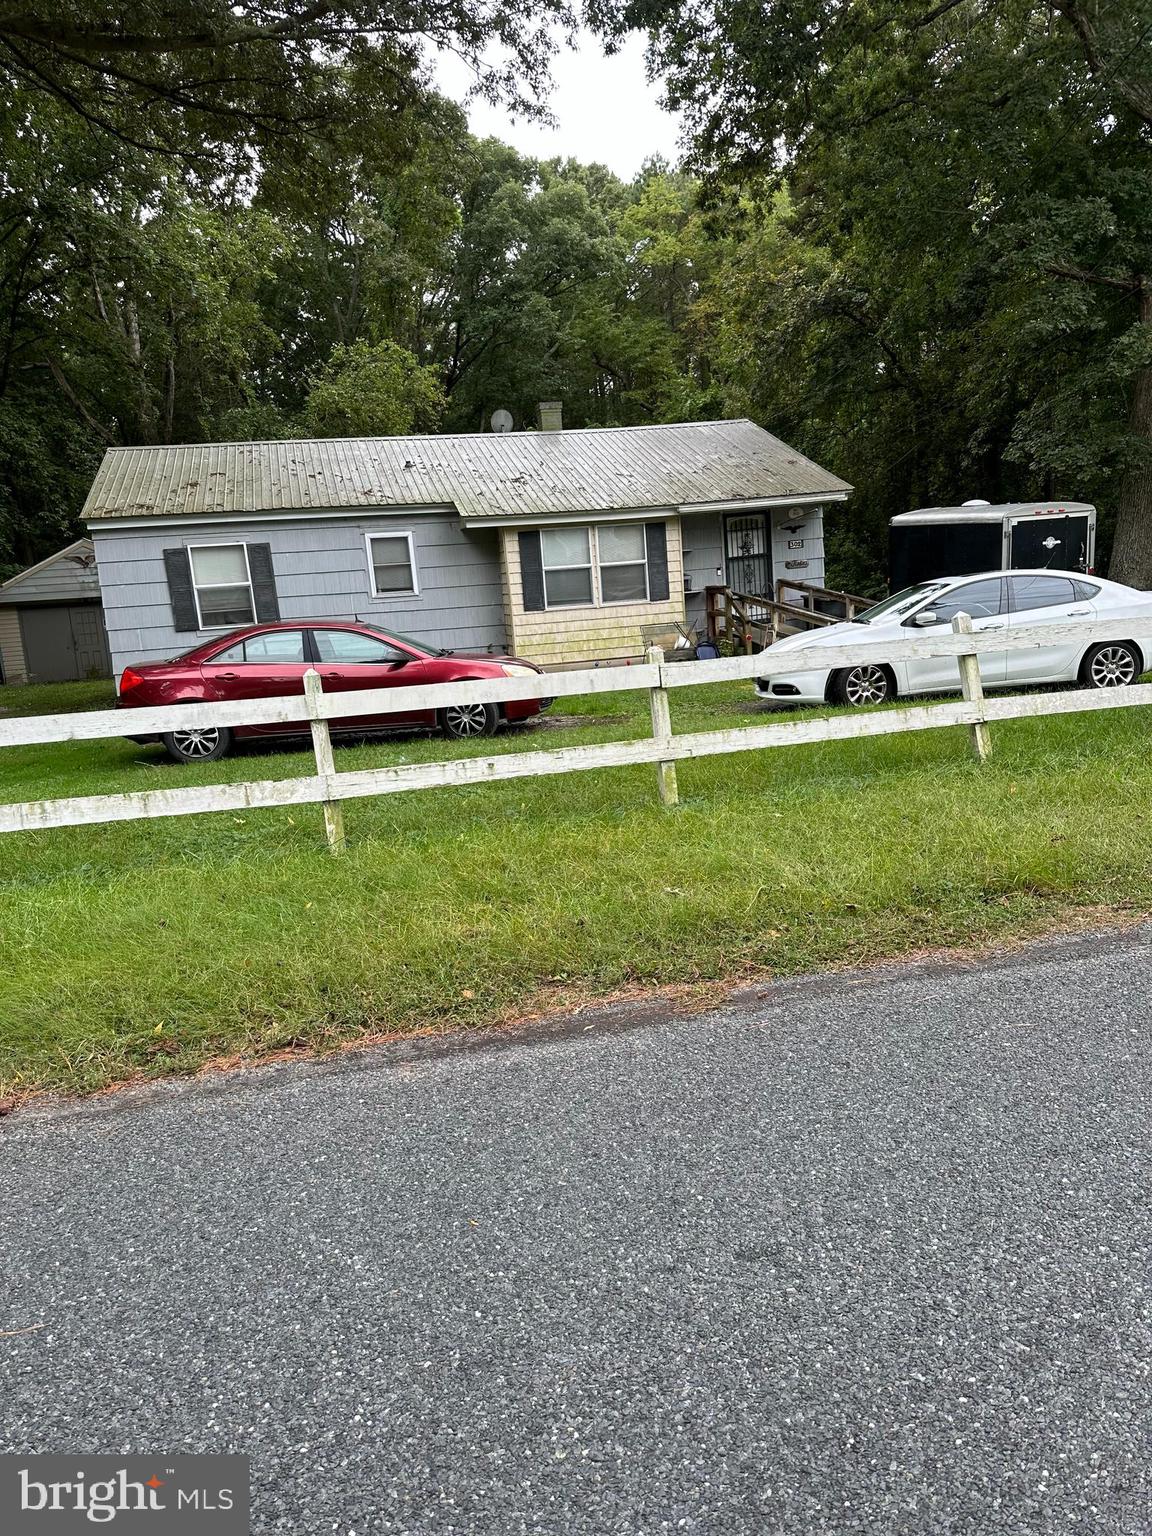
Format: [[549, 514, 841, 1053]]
[[723, 513, 771, 596], [1009, 514, 1092, 572]]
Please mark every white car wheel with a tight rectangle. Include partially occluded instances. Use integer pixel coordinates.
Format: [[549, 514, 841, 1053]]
[[1082, 642, 1141, 689], [832, 664, 893, 707]]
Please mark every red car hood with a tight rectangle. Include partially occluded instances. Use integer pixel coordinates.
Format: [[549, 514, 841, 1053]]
[[441, 651, 540, 670]]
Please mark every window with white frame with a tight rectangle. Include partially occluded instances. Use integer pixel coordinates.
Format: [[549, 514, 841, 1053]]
[[597, 523, 649, 602], [540, 524, 649, 607], [189, 544, 256, 627], [367, 533, 417, 596], [541, 526, 594, 606]]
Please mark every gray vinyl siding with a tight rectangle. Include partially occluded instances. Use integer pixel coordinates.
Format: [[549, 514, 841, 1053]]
[[678, 506, 829, 635], [680, 513, 725, 634], [0, 543, 100, 606], [92, 511, 507, 675], [770, 503, 826, 590]]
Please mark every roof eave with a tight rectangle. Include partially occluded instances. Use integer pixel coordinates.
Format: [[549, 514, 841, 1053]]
[[676, 489, 852, 515]]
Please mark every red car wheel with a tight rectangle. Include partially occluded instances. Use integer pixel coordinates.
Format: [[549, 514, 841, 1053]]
[[162, 726, 234, 764], [440, 703, 499, 740]]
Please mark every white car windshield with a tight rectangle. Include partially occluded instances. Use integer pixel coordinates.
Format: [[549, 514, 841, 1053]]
[[854, 582, 948, 623]]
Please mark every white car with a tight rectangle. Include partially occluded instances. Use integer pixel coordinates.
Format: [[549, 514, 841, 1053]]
[[756, 569, 1152, 707]]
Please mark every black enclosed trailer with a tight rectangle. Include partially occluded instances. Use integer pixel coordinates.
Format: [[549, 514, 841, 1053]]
[[889, 501, 1096, 588]]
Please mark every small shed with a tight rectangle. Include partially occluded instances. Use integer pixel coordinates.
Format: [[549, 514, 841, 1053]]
[[0, 539, 112, 685]]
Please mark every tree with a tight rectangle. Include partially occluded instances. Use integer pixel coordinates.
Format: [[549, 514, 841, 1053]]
[[303, 338, 445, 436], [597, 0, 1152, 582], [0, 1, 574, 167]]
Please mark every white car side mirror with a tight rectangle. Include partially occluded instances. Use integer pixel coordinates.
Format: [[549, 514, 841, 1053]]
[[912, 610, 939, 627]]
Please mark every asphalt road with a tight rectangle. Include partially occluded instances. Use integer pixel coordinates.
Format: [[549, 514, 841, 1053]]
[[3, 928, 1151, 1535]]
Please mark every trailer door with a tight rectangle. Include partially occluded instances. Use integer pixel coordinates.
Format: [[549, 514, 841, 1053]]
[[1009, 514, 1091, 572]]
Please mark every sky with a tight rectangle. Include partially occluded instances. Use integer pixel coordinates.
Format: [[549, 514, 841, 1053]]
[[432, 30, 684, 181]]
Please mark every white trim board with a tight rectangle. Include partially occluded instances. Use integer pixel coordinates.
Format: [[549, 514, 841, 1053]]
[[364, 530, 419, 597]]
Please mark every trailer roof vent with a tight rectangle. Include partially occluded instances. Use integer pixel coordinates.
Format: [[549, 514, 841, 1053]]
[[961, 498, 992, 506]]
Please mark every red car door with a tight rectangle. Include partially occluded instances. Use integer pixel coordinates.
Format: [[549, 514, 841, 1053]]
[[199, 628, 312, 736], [307, 627, 436, 728]]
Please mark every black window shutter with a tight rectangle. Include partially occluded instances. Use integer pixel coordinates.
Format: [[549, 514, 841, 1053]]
[[645, 522, 670, 601], [519, 530, 546, 612], [248, 544, 281, 621], [162, 548, 200, 632]]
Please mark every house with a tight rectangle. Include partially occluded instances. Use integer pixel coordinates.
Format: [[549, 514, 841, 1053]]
[[0, 539, 112, 685], [80, 412, 852, 677]]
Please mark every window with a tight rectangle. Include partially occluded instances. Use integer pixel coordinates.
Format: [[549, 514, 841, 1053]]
[[1072, 580, 1101, 601], [598, 524, 649, 602], [311, 629, 410, 664], [541, 527, 594, 607], [189, 544, 255, 628], [210, 631, 306, 664], [540, 524, 650, 607], [919, 578, 1006, 625], [1009, 575, 1077, 612], [366, 533, 417, 596]]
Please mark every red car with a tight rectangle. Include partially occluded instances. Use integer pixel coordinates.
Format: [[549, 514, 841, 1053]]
[[117, 620, 551, 763]]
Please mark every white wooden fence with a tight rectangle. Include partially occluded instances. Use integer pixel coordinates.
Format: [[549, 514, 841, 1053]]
[[3, 612, 1152, 851]]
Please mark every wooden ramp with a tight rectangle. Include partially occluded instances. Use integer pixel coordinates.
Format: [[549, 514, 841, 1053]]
[[705, 581, 877, 653]]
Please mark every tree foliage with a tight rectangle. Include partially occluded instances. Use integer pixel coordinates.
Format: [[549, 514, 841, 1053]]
[[0, 1, 572, 167], [303, 339, 446, 436], [8, 0, 1152, 597], [595, 0, 1152, 580]]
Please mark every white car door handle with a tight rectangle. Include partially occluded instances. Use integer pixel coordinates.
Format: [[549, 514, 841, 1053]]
[[979, 622, 1005, 631], [1067, 609, 1090, 616]]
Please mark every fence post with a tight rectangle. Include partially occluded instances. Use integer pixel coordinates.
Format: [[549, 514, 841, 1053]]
[[952, 612, 992, 763], [303, 668, 346, 852], [645, 646, 680, 807]]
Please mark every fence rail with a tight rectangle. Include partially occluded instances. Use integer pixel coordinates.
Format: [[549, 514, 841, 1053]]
[[3, 613, 1152, 847]]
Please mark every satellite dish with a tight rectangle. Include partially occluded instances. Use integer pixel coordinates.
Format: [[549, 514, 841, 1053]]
[[490, 409, 514, 434]]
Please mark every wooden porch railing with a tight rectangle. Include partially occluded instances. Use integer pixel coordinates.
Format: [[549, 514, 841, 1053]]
[[705, 581, 880, 653]]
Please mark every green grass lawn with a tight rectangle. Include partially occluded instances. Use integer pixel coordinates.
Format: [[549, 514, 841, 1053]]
[[2, 674, 1151, 1102]]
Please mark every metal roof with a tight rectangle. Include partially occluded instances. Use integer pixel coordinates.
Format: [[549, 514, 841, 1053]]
[[893, 502, 1095, 525], [81, 420, 852, 524]]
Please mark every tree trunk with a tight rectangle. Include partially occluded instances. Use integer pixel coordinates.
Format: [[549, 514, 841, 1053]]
[[1107, 286, 1152, 588]]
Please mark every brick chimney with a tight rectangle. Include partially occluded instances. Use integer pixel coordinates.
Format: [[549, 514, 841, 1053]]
[[537, 401, 563, 432]]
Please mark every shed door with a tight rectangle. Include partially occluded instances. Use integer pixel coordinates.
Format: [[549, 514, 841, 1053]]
[[19, 603, 112, 682], [723, 513, 771, 595], [1009, 515, 1091, 573]]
